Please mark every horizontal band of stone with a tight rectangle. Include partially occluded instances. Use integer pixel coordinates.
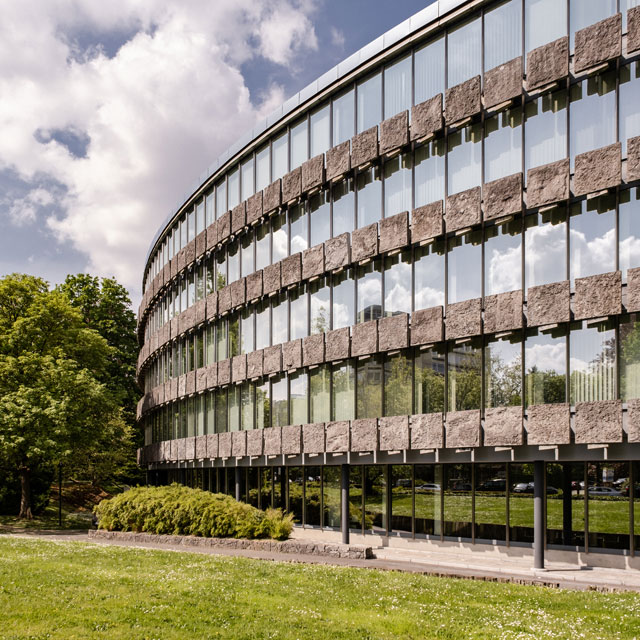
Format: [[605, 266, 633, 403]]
[[88, 529, 373, 559], [138, 398, 637, 466]]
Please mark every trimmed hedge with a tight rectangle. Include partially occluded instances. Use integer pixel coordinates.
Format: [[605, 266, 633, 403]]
[[94, 484, 293, 540]]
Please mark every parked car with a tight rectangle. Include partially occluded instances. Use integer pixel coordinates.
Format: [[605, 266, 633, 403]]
[[623, 485, 640, 498], [588, 486, 622, 496], [416, 483, 441, 492], [476, 479, 506, 492], [511, 482, 558, 495]]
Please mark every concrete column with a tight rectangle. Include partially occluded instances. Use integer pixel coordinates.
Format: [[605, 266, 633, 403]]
[[341, 464, 350, 545], [562, 463, 572, 546], [235, 467, 242, 502], [533, 460, 545, 570]]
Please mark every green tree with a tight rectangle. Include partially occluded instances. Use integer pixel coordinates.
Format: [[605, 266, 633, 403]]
[[0, 274, 118, 518]]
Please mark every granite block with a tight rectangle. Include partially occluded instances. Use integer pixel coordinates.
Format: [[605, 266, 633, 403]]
[[263, 427, 282, 455], [445, 76, 481, 125], [379, 415, 409, 451], [526, 37, 568, 91], [184, 239, 196, 267], [445, 410, 481, 448], [484, 57, 522, 109], [411, 201, 444, 243], [484, 290, 523, 334], [206, 433, 218, 458], [196, 230, 206, 258], [573, 143, 621, 196], [325, 141, 351, 181], [380, 110, 409, 155], [484, 406, 523, 446], [195, 435, 207, 459], [351, 126, 378, 168], [247, 349, 263, 379], [302, 422, 325, 454], [246, 429, 263, 456], [196, 367, 208, 392], [303, 333, 325, 367], [574, 13, 621, 73], [231, 202, 246, 234], [627, 136, 640, 182], [282, 424, 302, 455], [627, 267, 640, 312], [263, 345, 282, 375], [527, 281, 571, 326], [231, 430, 246, 457], [281, 253, 302, 288], [302, 154, 324, 192], [302, 244, 325, 280], [178, 374, 186, 397], [411, 93, 443, 141], [218, 432, 232, 458], [410, 413, 444, 449], [282, 339, 302, 371], [351, 320, 378, 357], [229, 277, 245, 309], [246, 270, 263, 301], [445, 298, 482, 340], [626, 399, 640, 442], [446, 186, 481, 232], [217, 285, 231, 315], [351, 223, 378, 262], [324, 233, 350, 271], [325, 327, 350, 361], [526, 403, 571, 445], [170, 256, 177, 279], [378, 313, 409, 351], [206, 220, 218, 250], [325, 421, 349, 452], [185, 437, 195, 460], [246, 191, 263, 226], [194, 298, 206, 326], [232, 354, 247, 383], [206, 363, 217, 389], [263, 262, 281, 295], [170, 377, 178, 400], [263, 179, 281, 214], [177, 438, 186, 461], [379, 211, 409, 254], [282, 167, 302, 203], [410, 306, 443, 345], [575, 400, 623, 443], [217, 358, 231, 386], [350, 418, 378, 452], [630, 6, 640, 54], [483, 172, 522, 221], [218, 211, 231, 243], [186, 370, 196, 395], [205, 292, 217, 320], [573, 271, 621, 320], [177, 247, 186, 273]]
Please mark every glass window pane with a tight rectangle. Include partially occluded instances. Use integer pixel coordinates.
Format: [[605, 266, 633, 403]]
[[289, 203, 308, 254], [415, 465, 442, 536], [570, 321, 616, 404], [271, 211, 288, 263], [256, 381, 270, 429], [305, 466, 321, 526], [443, 464, 472, 538], [310, 104, 330, 157], [447, 17, 481, 87], [271, 375, 288, 428], [356, 166, 382, 228], [240, 307, 254, 354], [525, 0, 567, 53], [241, 157, 254, 201], [216, 180, 227, 218], [384, 153, 412, 218], [448, 341, 482, 411], [290, 118, 308, 169], [227, 240, 239, 284], [310, 276, 330, 334], [620, 63, 640, 155], [414, 139, 445, 208], [332, 178, 355, 236], [323, 466, 341, 529], [384, 251, 411, 316], [524, 90, 567, 174], [484, 0, 522, 71], [196, 200, 205, 236], [333, 89, 354, 146], [620, 315, 640, 401], [357, 356, 383, 419], [384, 353, 412, 416], [310, 365, 331, 423], [357, 73, 382, 133], [365, 465, 387, 533], [475, 463, 507, 542], [384, 55, 411, 118], [357, 261, 382, 323], [290, 285, 308, 341], [484, 221, 522, 296], [241, 383, 254, 431], [256, 144, 270, 191], [484, 107, 522, 183], [525, 208, 567, 289], [414, 241, 445, 309], [619, 188, 640, 282], [205, 190, 214, 227], [484, 335, 522, 408], [415, 348, 445, 414], [287, 467, 303, 523], [241, 231, 254, 278], [228, 168, 240, 210], [447, 123, 482, 195], [228, 385, 241, 432], [447, 231, 482, 304], [215, 389, 227, 433], [391, 465, 412, 534], [256, 221, 270, 271], [310, 190, 331, 247], [415, 36, 445, 104], [332, 269, 355, 329], [570, 0, 616, 49], [332, 362, 355, 421], [272, 293, 288, 345], [216, 319, 228, 361], [255, 300, 270, 351], [272, 131, 288, 180], [290, 371, 308, 425], [229, 313, 239, 358], [525, 328, 567, 406]]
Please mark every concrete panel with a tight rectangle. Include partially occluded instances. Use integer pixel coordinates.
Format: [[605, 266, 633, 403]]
[[247, 349, 264, 379], [350, 418, 378, 452], [218, 211, 231, 244], [630, 6, 640, 54], [246, 191, 263, 226], [324, 233, 350, 271], [184, 239, 196, 267], [484, 406, 523, 446], [574, 13, 621, 73], [573, 143, 621, 196], [351, 320, 378, 357], [526, 37, 568, 91], [301, 154, 325, 192], [483, 173, 522, 221], [302, 244, 324, 280], [379, 110, 409, 155], [206, 220, 218, 251], [351, 126, 378, 168], [230, 278, 245, 309], [445, 410, 481, 448], [325, 327, 350, 361], [282, 339, 302, 371], [217, 285, 231, 316], [526, 403, 571, 445], [627, 136, 640, 182], [246, 429, 263, 456], [325, 421, 349, 452], [575, 400, 623, 443], [219, 432, 232, 458], [573, 271, 621, 320], [410, 413, 444, 449], [263, 180, 282, 214], [282, 424, 302, 455], [484, 290, 523, 334], [411, 201, 443, 243], [446, 186, 481, 233], [445, 298, 482, 340], [232, 430, 247, 457], [206, 292, 217, 320], [627, 267, 640, 312], [527, 281, 571, 326], [351, 223, 378, 262], [177, 438, 186, 461], [206, 433, 219, 458], [379, 415, 409, 451], [263, 262, 281, 295], [185, 437, 195, 460], [302, 422, 325, 454], [411, 306, 443, 346], [196, 367, 208, 392], [206, 363, 217, 389], [282, 167, 302, 203], [379, 211, 409, 254], [378, 313, 409, 351], [246, 270, 263, 302], [626, 399, 640, 442], [410, 94, 443, 141], [263, 345, 282, 375], [303, 333, 325, 367], [263, 427, 282, 455], [445, 75, 481, 125], [281, 253, 302, 288], [483, 57, 522, 109], [232, 354, 246, 383], [217, 358, 231, 386], [195, 230, 206, 259], [325, 141, 351, 182], [178, 374, 186, 397], [231, 202, 246, 234]]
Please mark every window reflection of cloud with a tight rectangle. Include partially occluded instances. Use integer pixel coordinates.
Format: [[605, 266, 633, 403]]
[[272, 229, 288, 261], [290, 235, 307, 254], [385, 282, 411, 314], [620, 234, 640, 274], [526, 222, 565, 287], [415, 287, 444, 309], [525, 341, 565, 373], [487, 241, 521, 295], [358, 276, 381, 308], [333, 302, 350, 329], [569, 227, 615, 280]]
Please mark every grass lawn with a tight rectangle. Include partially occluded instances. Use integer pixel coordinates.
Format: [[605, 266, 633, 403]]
[[1, 538, 640, 639]]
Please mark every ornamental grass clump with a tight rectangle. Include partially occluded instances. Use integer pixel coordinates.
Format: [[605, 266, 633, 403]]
[[94, 484, 293, 540]]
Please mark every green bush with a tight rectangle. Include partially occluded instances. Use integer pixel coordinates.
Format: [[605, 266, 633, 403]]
[[94, 484, 293, 541]]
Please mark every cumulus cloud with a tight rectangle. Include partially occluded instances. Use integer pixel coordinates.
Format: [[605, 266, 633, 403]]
[[0, 0, 319, 301]]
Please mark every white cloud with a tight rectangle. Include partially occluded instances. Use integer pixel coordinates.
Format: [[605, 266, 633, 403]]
[[0, 0, 319, 303], [330, 26, 345, 50]]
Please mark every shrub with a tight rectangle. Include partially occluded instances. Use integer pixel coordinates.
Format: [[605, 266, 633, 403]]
[[93, 484, 293, 540]]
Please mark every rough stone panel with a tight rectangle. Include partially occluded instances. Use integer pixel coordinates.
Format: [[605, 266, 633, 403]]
[[325, 233, 350, 271], [574, 13, 621, 73], [263, 180, 282, 214], [302, 422, 325, 454], [526, 37, 568, 91], [194, 298, 206, 326], [217, 358, 231, 386], [411, 306, 443, 346], [282, 339, 302, 371], [245, 271, 263, 302], [573, 271, 622, 320], [231, 430, 247, 457], [627, 267, 640, 312], [196, 367, 208, 392], [218, 211, 231, 244], [446, 187, 481, 233], [177, 247, 186, 273], [483, 173, 522, 221], [163, 263, 171, 288], [205, 292, 217, 320], [526, 403, 570, 445], [206, 363, 217, 389], [445, 298, 482, 340], [379, 110, 409, 155], [379, 415, 409, 451], [411, 201, 443, 243], [230, 278, 246, 309], [350, 418, 378, 452], [351, 320, 378, 357], [302, 154, 324, 192], [246, 429, 263, 456], [626, 399, 640, 443], [325, 141, 350, 181], [185, 437, 196, 460], [484, 406, 523, 446], [484, 290, 523, 334], [281, 253, 302, 288], [178, 374, 187, 397], [186, 370, 196, 395], [232, 355, 246, 383], [573, 143, 621, 196], [282, 424, 302, 455], [231, 202, 246, 234], [206, 433, 218, 458], [411, 94, 443, 141], [170, 256, 177, 280], [195, 230, 206, 259], [325, 327, 350, 361], [303, 333, 325, 367], [263, 345, 282, 375], [178, 305, 195, 334], [445, 410, 481, 448], [246, 349, 263, 379], [410, 413, 444, 449], [217, 285, 232, 315], [627, 136, 640, 182], [170, 377, 178, 400], [246, 192, 263, 226], [184, 239, 196, 267], [282, 167, 302, 203], [378, 313, 408, 351], [351, 223, 378, 262], [218, 432, 232, 458], [445, 75, 481, 125], [263, 427, 282, 455], [206, 221, 218, 250], [302, 244, 324, 280], [351, 126, 378, 168], [630, 6, 640, 54], [379, 211, 409, 254], [575, 400, 623, 444], [325, 421, 349, 452], [169, 439, 178, 462], [263, 262, 281, 295], [484, 57, 522, 109], [177, 438, 187, 461], [527, 281, 571, 326]]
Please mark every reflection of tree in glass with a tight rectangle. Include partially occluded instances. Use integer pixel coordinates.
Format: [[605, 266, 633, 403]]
[[620, 320, 640, 401], [312, 305, 328, 334], [448, 347, 481, 411], [384, 355, 412, 416], [525, 366, 566, 405], [485, 351, 522, 407]]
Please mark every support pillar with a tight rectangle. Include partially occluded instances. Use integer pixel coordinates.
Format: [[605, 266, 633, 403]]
[[533, 460, 545, 570], [341, 464, 350, 545], [235, 467, 242, 502]]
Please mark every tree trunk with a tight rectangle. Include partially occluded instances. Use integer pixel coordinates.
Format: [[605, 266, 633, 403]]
[[18, 467, 33, 519]]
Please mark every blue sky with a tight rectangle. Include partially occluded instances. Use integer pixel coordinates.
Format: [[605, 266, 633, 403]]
[[0, 0, 435, 306]]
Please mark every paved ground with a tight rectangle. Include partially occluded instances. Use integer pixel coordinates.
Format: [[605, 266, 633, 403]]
[[3, 528, 640, 593]]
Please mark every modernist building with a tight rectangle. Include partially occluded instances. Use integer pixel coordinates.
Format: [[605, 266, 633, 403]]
[[137, 0, 640, 568]]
